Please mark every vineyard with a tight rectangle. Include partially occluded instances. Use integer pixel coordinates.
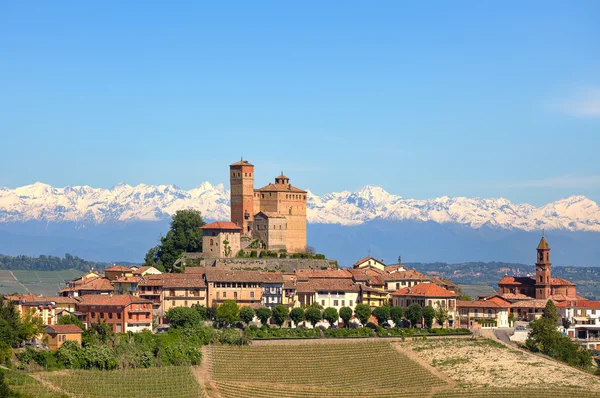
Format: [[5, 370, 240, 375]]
[[432, 387, 600, 397]]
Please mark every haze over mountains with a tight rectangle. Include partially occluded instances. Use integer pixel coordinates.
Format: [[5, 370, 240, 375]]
[[1, 182, 599, 266]]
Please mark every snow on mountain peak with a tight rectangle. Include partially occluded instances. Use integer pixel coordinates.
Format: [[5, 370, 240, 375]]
[[0, 182, 598, 232]]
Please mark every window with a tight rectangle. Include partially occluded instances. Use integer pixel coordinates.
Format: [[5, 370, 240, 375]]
[[117, 312, 121, 319], [184, 301, 188, 306], [342, 300, 345, 306], [250, 292, 255, 299], [488, 309, 492, 317], [223, 292, 227, 298], [349, 300, 353, 307], [210, 239, 214, 246], [322, 300, 325, 306], [234, 292, 238, 299], [109, 313, 112, 319], [172, 301, 175, 306], [396, 283, 400, 290], [334, 300, 339, 307]]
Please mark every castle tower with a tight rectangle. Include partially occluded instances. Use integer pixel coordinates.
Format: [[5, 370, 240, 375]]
[[535, 233, 552, 299], [230, 159, 254, 234]]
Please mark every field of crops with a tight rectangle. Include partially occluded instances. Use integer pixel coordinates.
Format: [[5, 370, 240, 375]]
[[433, 387, 600, 397], [0, 269, 83, 295], [210, 342, 447, 396], [2, 370, 68, 398], [44, 366, 204, 398]]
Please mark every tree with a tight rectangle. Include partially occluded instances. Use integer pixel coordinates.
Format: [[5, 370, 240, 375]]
[[339, 307, 353, 328], [239, 306, 255, 325], [193, 304, 209, 320], [165, 307, 201, 328], [354, 304, 372, 326], [289, 307, 305, 326], [58, 314, 84, 329], [434, 301, 448, 327], [271, 305, 289, 327], [152, 210, 205, 272], [390, 306, 404, 327], [423, 305, 435, 329], [305, 307, 322, 326], [143, 246, 164, 271], [323, 307, 339, 326], [19, 308, 44, 341], [0, 298, 24, 347], [372, 306, 391, 326], [215, 300, 240, 326], [508, 311, 515, 326], [543, 300, 558, 323], [255, 307, 272, 326], [406, 304, 423, 328]]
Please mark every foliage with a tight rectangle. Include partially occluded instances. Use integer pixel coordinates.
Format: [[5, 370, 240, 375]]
[[255, 307, 272, 326], [390, 306, 404, 326], [423, 306, 435, 329], [215, 328, 249, 346], [216, 300, 240, 326], [165, 306, 202, 328], [434, 302, 448, 327], [0, 253, 98, 272], [372, 305, 391, 325], [82, 321, 114, 346], [354, 304, 372, 325], [244, 326, 320, 339], [192, 303, 209, 320], [271, 305, 289, 327], [57, 314, 84, 329], [323, 328, 375, 338], [289, 307, 305, 326], [223, 239, 232, 257], [339, 306, 353, 327], [508, 311, 515, 325], [406, 304, 423, 328], [147, 210, 205, 272], [1, 298, 45, 350], [239, 306, 255, 325], [304, 307, 322, 326], [323, 307, 339, 326], [543, 300, 558, 323]]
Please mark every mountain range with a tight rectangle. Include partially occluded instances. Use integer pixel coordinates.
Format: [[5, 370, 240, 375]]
[[0, 182, 599, 266]]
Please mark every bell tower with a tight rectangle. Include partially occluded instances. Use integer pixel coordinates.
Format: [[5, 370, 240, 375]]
[[230, 159, 254, 234], [535, 233, 552, 299]]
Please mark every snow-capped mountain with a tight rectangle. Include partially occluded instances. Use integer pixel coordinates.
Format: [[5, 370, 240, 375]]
[[1, 182, 599, 232]]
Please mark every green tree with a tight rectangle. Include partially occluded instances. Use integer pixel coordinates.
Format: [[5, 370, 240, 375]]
[[215, 300, 240, 326], [165, 307, 201, 328], [192, 304, 209, 320], [390, 306, 404, 327], [271, 305, 289, 327], [0, 298, 24, 347], [434, 301, 448, 327], [154, 210, 205, 272], [223, 240, 232, 258], [58, 314, 85, 329], [339, 307, 353, 328], [323, 307, 339, 326], [543, 300, 558, 323], [143, 246, 164, 271], [508, 311, 515, 326], [406, 304, 423, 328], [19, 308, 44, 341], [372, 305, 391, 326], [354, 304, 372, 326], [239, 306, 255, 325], [255, 307, 272, 326], [289, 307, 305, 326], [305, 307, 322, 326], [423, 305, 435, 329]]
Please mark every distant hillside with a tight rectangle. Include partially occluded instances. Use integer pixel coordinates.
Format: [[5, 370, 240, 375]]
[[0, 253, 133, 272]]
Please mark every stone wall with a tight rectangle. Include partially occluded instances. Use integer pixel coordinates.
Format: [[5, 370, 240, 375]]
[[184, 257, 338, 273]]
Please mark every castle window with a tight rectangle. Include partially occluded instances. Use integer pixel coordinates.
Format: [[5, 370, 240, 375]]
[[539, 276, 542, 283], [210, 239, 214, 246]]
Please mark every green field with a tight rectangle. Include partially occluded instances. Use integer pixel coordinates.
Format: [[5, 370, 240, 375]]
[[0, 269, 84, 295]]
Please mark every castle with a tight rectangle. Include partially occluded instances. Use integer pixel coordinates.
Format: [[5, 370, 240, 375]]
[[202, 159, 308, 258]]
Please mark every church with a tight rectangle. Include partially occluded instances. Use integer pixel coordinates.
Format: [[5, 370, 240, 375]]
[[498, 235, 578, 302]]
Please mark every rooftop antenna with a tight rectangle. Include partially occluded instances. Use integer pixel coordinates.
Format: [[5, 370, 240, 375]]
[[542, 228, 545, 237]]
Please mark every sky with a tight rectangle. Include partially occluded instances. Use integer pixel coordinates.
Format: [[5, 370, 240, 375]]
[[1, 2, 599, 206]]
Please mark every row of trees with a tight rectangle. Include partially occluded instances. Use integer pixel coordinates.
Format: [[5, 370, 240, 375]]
[[165, 301, 449, 330], [0, 253, 98, 272]]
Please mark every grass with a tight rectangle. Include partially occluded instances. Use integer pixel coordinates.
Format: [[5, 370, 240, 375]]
[[44, 366, 203, 398], [211, 342, 447, 393], [2, 370, 68, 398], [433, 387, 600, 397]]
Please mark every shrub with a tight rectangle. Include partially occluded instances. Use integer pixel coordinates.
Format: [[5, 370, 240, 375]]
[[271, 305, 289, 327], [372, 306, 391, 325], [354, 304, 372, 326], [165, 306, 202, 328], [324, 328, 375, 338], [390, 306, 404, 326], [216, 300, 240, 326], [423, 305, 435, 329], [289, 307, 305, 326], [239, 306, 255, 325], [339, 307, 353, 328], [244, 327, 320, 339], [305, 307, 322, 326], [255, 307, 272, 326], [323, 307, 339, 326]]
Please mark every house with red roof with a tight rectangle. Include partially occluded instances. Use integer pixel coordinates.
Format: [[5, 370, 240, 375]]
[[457, 296, 511, 328], [556, 300, 600, 350], [391, 283, 459, 327], [76, 294, 153, 333], [201, 221, 242, 258], [353, 256, 386, 271], [44, 324, 83, 350]]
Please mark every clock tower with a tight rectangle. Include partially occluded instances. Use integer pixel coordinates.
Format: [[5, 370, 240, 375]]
[[535, 233, 552, 300]]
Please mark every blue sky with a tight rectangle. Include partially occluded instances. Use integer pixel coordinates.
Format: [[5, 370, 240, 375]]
[[1, 2, 599, 205]]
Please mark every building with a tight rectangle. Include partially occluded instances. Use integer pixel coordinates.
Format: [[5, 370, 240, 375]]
[[457, 296, 511, 328], [296, 278, 360, 311], [104, 265, 136, 281], [204, 268, 264, 307], [348, 268, 391, 308], [557, 301, 600, 350], [113, 275, 142, 296], [261, 273, 284, 309], [201, 222, 242, 258], [44, 325, 82, 351], [353, 257, 386, 271], [138, 273, 207, 323], [230, 160, 307, 253], [385, 269, 432, 292], [77, 295, 153, 333], [498, 235, 578, 302], [59, 277, 114, 297], [390, 283, 459, 327], [6, 294, 57, 326]]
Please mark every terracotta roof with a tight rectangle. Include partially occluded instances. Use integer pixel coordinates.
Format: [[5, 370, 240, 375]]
[[550, 277, 575, 286], [500, 293, 533, 301], [184, 267, 208, 275], [76, 278, 115, 291], [385, 269, 431, 282], [283, 280, 296, 289], [230, 160, 253, 166], [296, 278, 360, 293], [510, 299, 552, 309], [139, 273, 206, 288], [295, 269, 352, 280], [46, 325, 83, 334], [353, 257, 384, 267], [391, 283, 458, 298], [348, 268, 390, 285], [457, 299, 510, 309], [104, 265, 132, 272], [134, 266, 159, 275], [39, 296, 79, 305], [384, 265, 408, 273], [77, 295, 152, 307], [255, 183, 307, 193], [556, 300, 600, 309], [261, 272, 284, 283], [205, 268, 267, 283], [537, 236, 550, 250], [202, 221, 242, 230], [429, 276, 458, 288], [498, 276, 535, 286], [113, 275, 142, 284], [360, 285, 388, 294]]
